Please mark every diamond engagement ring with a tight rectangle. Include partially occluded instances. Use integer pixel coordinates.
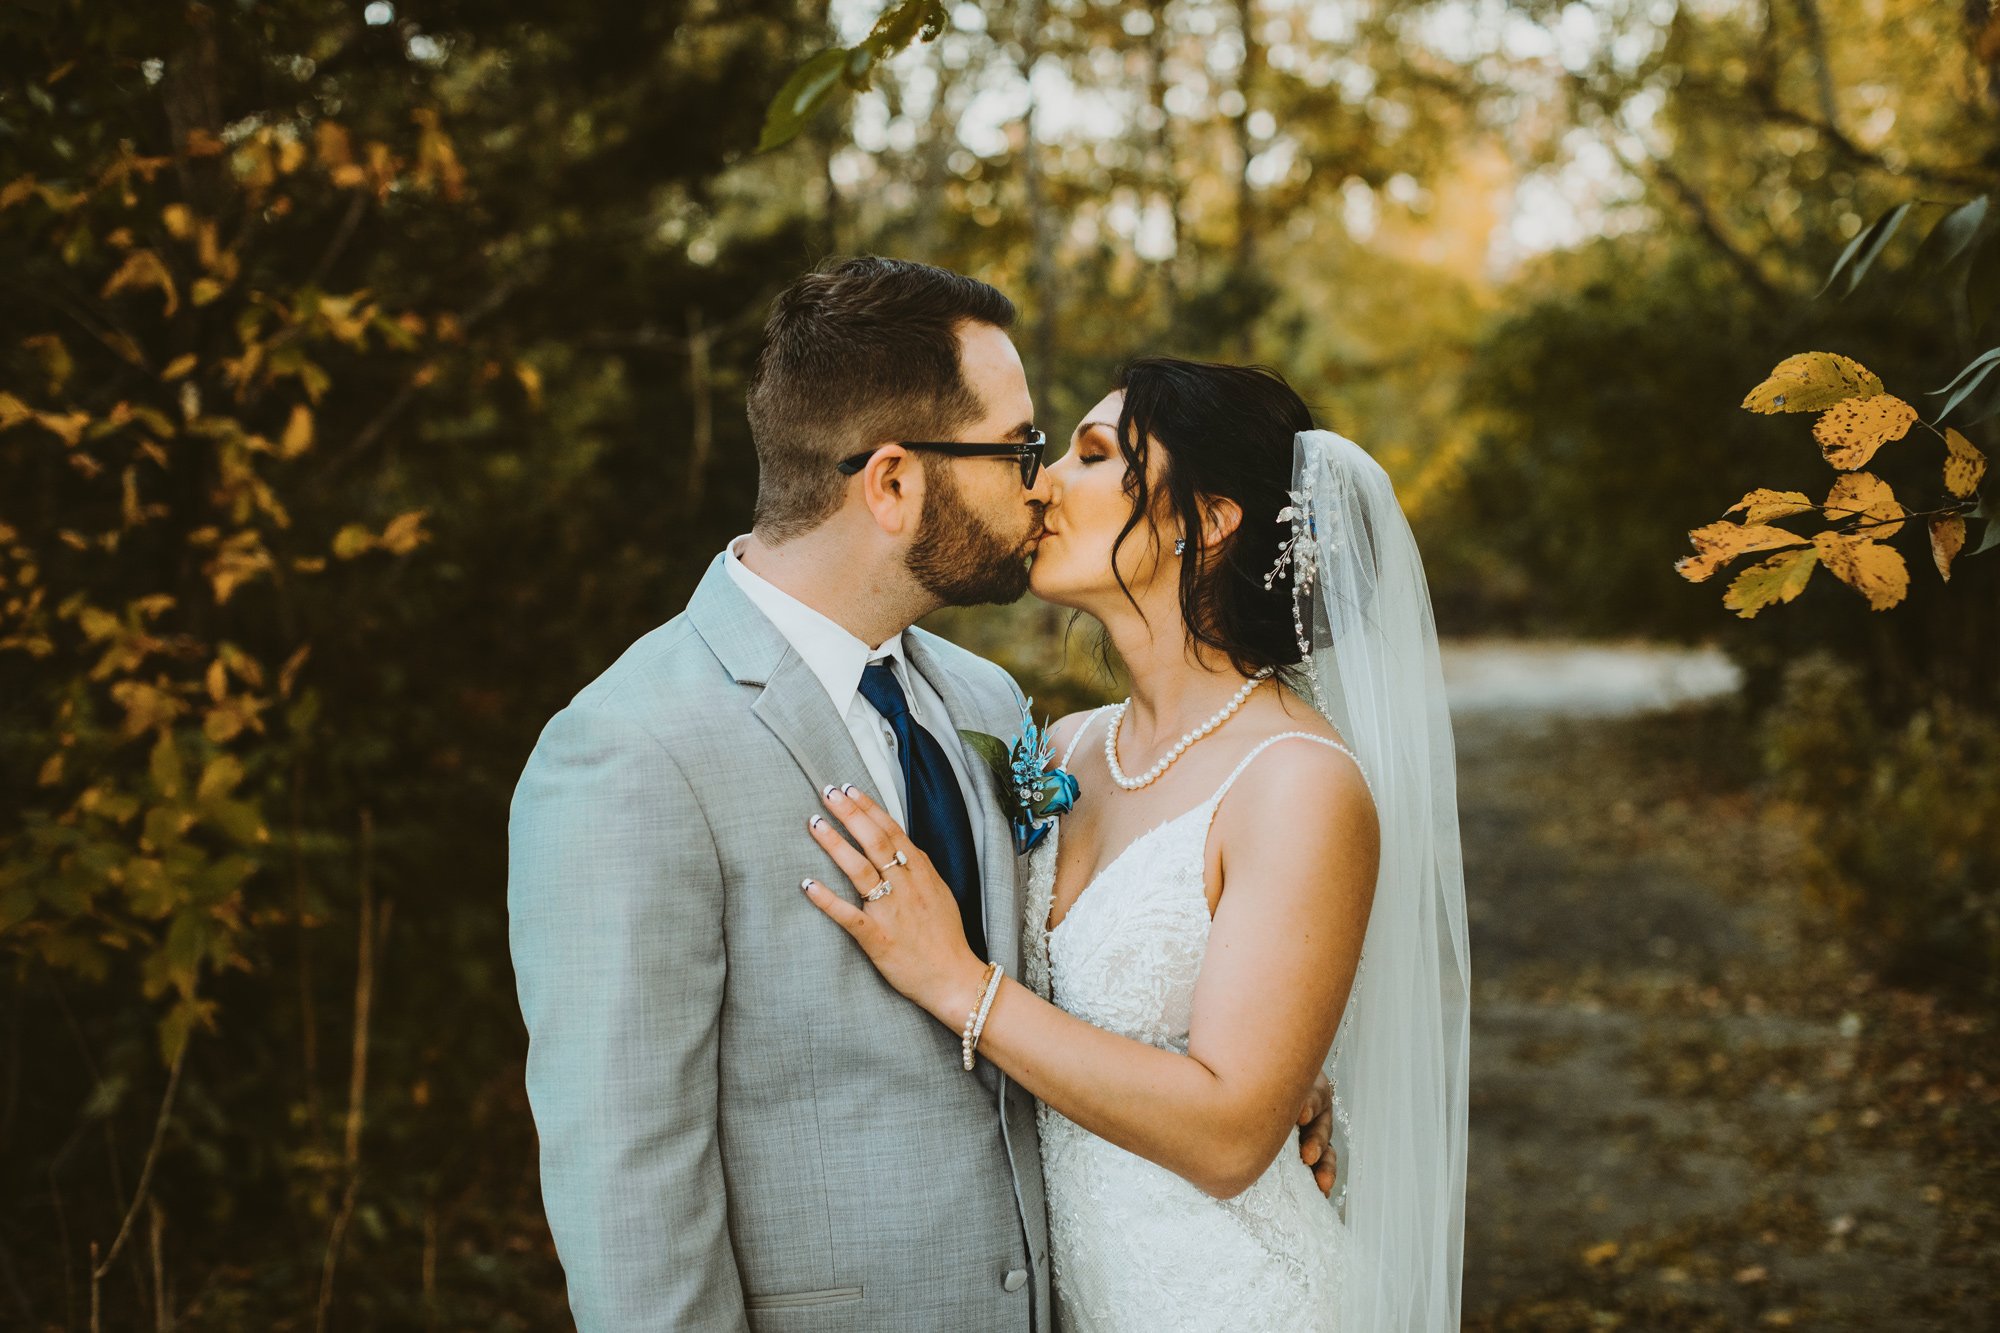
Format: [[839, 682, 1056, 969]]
[[863, 880, 894, 902], [874, 850, 908, 873]]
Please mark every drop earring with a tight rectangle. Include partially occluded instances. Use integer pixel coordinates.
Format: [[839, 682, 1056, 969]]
[[1174, 538, 1188, 556]]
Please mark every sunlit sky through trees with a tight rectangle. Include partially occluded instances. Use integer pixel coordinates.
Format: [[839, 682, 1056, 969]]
[[826, 0, 1677, 279]]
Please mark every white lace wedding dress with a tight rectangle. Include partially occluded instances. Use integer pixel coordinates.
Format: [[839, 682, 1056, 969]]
[[1021, 713, 1356, 1332]]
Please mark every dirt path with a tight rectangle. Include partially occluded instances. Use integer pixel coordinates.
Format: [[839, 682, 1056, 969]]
[[1455, 701, 1998, 1330]]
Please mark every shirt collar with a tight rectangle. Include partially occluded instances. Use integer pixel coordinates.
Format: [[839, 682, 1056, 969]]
[[722, 535, 917, 718]]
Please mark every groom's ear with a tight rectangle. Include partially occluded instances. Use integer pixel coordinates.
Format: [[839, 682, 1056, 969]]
[[860, 444, 922, 534]]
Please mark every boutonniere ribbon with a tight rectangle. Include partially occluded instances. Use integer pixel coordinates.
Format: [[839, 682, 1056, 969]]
[[960, 700, 1081, 855]]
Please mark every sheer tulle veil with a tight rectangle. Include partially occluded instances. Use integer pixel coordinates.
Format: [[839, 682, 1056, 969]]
[[1279, 428, 1470, 1330]]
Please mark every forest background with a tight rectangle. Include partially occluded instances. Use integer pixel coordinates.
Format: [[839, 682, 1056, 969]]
[[1, 0, 1996, 1327]]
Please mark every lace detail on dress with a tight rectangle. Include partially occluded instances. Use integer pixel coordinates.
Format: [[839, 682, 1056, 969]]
[[1021, 725, 1360, 1332]]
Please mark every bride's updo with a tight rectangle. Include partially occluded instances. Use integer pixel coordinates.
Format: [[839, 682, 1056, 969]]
[[1110, 356, 1317, 675]]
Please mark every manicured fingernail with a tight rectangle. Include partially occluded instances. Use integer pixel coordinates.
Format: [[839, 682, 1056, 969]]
[[801, 877, 815, 892], [809, 816, 824, 829], [841, 783, 858, 796], [822, 784, 838, 799]]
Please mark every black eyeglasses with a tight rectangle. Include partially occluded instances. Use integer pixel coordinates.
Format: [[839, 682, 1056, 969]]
[[836, 428, 1048, 489]]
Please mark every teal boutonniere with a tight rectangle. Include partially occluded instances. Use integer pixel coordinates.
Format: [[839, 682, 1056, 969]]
[[961, 701, 1082, 855]]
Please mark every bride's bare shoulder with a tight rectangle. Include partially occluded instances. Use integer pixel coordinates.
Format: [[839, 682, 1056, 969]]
[[1222, 688, 1376, 831]]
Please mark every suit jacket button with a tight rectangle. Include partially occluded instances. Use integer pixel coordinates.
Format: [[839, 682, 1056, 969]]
[[1003, 1268, 1028, 1293]]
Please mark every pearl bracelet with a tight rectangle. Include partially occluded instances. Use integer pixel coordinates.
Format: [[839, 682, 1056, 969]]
[[960, 961, 1006, 1072]]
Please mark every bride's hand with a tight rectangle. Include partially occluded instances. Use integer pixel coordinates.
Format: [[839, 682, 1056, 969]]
[[801, 783, 989, 1027]]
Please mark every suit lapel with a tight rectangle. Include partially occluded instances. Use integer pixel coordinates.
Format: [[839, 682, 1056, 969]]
[[687, 554, 873, 818], [752, 651, 873, 810]]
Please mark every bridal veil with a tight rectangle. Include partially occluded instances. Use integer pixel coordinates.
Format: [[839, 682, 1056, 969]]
[[1282, 428, 1471, 1330]]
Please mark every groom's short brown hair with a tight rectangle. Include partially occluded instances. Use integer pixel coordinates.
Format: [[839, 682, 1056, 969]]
[[747, 256, 1017, 541]]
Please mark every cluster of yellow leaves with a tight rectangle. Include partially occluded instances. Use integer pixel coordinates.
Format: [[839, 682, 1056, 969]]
[[1678, 353, 1989, 617], [0, 107, 470, 1066], [331, 510, 431, 560]]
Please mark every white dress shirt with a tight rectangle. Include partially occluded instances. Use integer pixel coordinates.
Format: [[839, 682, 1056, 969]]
[[723, 537, 985, 862]]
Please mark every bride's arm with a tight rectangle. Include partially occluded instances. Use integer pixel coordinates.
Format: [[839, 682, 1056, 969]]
[[802, 746, 1376, 1200]]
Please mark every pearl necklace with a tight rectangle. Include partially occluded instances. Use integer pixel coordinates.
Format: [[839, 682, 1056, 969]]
[[1104, 671, 1272, 791]]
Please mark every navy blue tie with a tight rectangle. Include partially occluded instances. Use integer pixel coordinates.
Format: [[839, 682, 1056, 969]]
[[857, 660, 987, 961]]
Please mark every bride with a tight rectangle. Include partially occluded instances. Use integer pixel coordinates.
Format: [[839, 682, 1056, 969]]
[[801, 356, 1470, 1330]]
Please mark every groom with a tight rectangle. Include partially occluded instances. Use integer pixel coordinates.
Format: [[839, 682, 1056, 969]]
[[508, 256, 1333, 1331]]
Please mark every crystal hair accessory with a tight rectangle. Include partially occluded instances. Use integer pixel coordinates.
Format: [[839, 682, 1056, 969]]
[[1263, 440, 1329, 712]]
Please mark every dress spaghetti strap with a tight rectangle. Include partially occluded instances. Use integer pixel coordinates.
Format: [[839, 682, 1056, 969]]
[[1058, 705, 1113, 772], [1204, 731, 1373, 825]]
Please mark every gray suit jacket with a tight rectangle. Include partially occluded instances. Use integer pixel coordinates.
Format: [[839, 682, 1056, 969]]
[[509, 555, 1051, 1331]]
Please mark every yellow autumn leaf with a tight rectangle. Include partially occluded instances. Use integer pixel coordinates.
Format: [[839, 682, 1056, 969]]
[[515, 361, 543, 408], [34, 410, 91, 446], [331, 524, 375, 560], [121, 465, 144, 528], [1812, 530, 1910, 611], [1943, 428, 1986, 499], [1742, 352, 1884, 414], [0, 175, 35, 209], [197, 753, 245, 804], [149, 729, 184, 799], [100, 248, 180, 317], [161, 202, 193, 239], [1723, 547, 1819, 619], [280, 404, 313, 458], [162, 353, 197, 381], [378, 510, 430, 555], [1676, 521, 1811, 583], [22, 333, 74, 390], [1582, 1241, 1620, 1266], [191, 277, 227, 307], [1812, 395, 1917, 470], [110, 679, 186, 736], [1823, 472, 1904, 540], [205, 534, 273, 605], [202, 694, 267, 744], [279, 643, 311, 697], [316, 120, 354, 169], [1928, 515, 1966, 582], [317, 293, 373, 346], [38, 752, 64, 786]]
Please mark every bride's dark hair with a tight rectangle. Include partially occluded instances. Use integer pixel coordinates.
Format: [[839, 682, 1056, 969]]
[[1109, 356, 1317, 676]]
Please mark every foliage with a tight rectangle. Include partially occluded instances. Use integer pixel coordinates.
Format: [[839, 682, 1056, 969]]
[[0, 2, 817, 1326], [1760, 653, 2000, 998], [758, 0, 948, 152], [1675, 349, 1990, 615]]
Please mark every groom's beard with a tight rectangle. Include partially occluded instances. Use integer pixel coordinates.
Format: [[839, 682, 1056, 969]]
[[906, 463, 1042, 607]]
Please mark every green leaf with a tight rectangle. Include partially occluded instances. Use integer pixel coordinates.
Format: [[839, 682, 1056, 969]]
[[163, 911, 210, 997], [196, 753, 244, 805], [1972, 497, 2000, 555], [1933, 349, 2000, 424], [758, 48, 851, 154], [1928, 195, 1989, 272], [1817, 203, 1910, 300], [82, 1073, 130, 1120], [149, 728, 184, 800], [958, 728, 1011, 778]]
